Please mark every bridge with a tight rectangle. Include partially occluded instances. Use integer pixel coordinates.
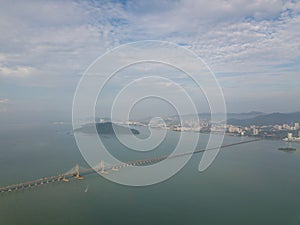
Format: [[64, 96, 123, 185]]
[[0, 139, 260, 194]]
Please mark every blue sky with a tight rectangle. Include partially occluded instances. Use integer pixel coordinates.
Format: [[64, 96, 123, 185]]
[[0, 0, 300, 122]]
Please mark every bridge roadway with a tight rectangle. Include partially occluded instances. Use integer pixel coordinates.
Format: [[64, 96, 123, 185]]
[[0, 138, 261, 194]]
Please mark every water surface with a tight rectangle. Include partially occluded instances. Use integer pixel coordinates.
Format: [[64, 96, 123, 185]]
[[0, 124, 300, 225]]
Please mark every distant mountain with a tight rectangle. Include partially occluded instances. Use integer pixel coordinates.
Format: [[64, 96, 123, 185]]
[[138, 111, 264, 123], [227, 112, 300, 126], [226, 111, 265, 120], [195, 111, 264, 121], [74, 122, 139, 135]]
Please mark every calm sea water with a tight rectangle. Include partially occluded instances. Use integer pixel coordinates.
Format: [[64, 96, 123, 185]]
[[1, 123, 300, 225]]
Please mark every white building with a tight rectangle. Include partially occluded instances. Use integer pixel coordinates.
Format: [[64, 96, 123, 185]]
[[253, 128, 259, 135], [283, 133, 300, 142]]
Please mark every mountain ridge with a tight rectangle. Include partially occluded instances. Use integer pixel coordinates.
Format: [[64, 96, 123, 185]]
[[227, 112, 300, 126]]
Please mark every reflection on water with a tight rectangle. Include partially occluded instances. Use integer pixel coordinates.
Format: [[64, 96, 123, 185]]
[[1, 124, 300, 225]]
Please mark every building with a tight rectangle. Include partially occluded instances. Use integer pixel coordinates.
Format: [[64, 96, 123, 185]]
[[283, 133, 300, 142], [283, 124, 291, 130], [228, 125, 241, 133], [252, 128, 259, 135]]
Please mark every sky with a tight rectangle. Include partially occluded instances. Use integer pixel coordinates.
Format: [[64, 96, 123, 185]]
[[0, 0, 300, 122]]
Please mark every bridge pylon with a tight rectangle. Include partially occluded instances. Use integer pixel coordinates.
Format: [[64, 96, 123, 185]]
[[99, 160, 108, 174], [74, 164, 84, 180]]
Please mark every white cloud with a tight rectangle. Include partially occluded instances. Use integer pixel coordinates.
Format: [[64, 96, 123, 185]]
[[0, 0, 108, 85], [0, 0, 299, 113], [1, 0, 299, 82], [0, 65, 37, 78], [0, 98, 9, 104], [121, 1, 299, 65], [0, 98, 9, 112]]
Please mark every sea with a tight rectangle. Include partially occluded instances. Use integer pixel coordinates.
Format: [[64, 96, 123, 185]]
[[1, 123, 300, 225]]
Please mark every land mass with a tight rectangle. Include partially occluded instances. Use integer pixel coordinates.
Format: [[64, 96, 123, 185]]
[[227, 112, 300, 126], [74, 122, 139, 136]]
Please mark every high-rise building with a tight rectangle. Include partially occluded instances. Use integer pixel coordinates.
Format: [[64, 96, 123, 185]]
[[295, 122, 299, 129], [252, 128, 259, 135]]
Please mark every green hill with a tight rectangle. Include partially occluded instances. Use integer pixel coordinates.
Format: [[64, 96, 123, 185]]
[[227, 112, 300, 126], [74, 122, 139, 136]]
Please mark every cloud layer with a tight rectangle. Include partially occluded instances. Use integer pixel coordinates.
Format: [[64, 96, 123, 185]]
[[0, 0, 299, 115]]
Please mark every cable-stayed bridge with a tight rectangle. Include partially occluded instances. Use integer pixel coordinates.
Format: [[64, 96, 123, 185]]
[[0, 139, 260, 194]]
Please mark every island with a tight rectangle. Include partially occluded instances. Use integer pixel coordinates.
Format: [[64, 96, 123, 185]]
[[278, 147, 296, 152], [74, 122, 140, 136]]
